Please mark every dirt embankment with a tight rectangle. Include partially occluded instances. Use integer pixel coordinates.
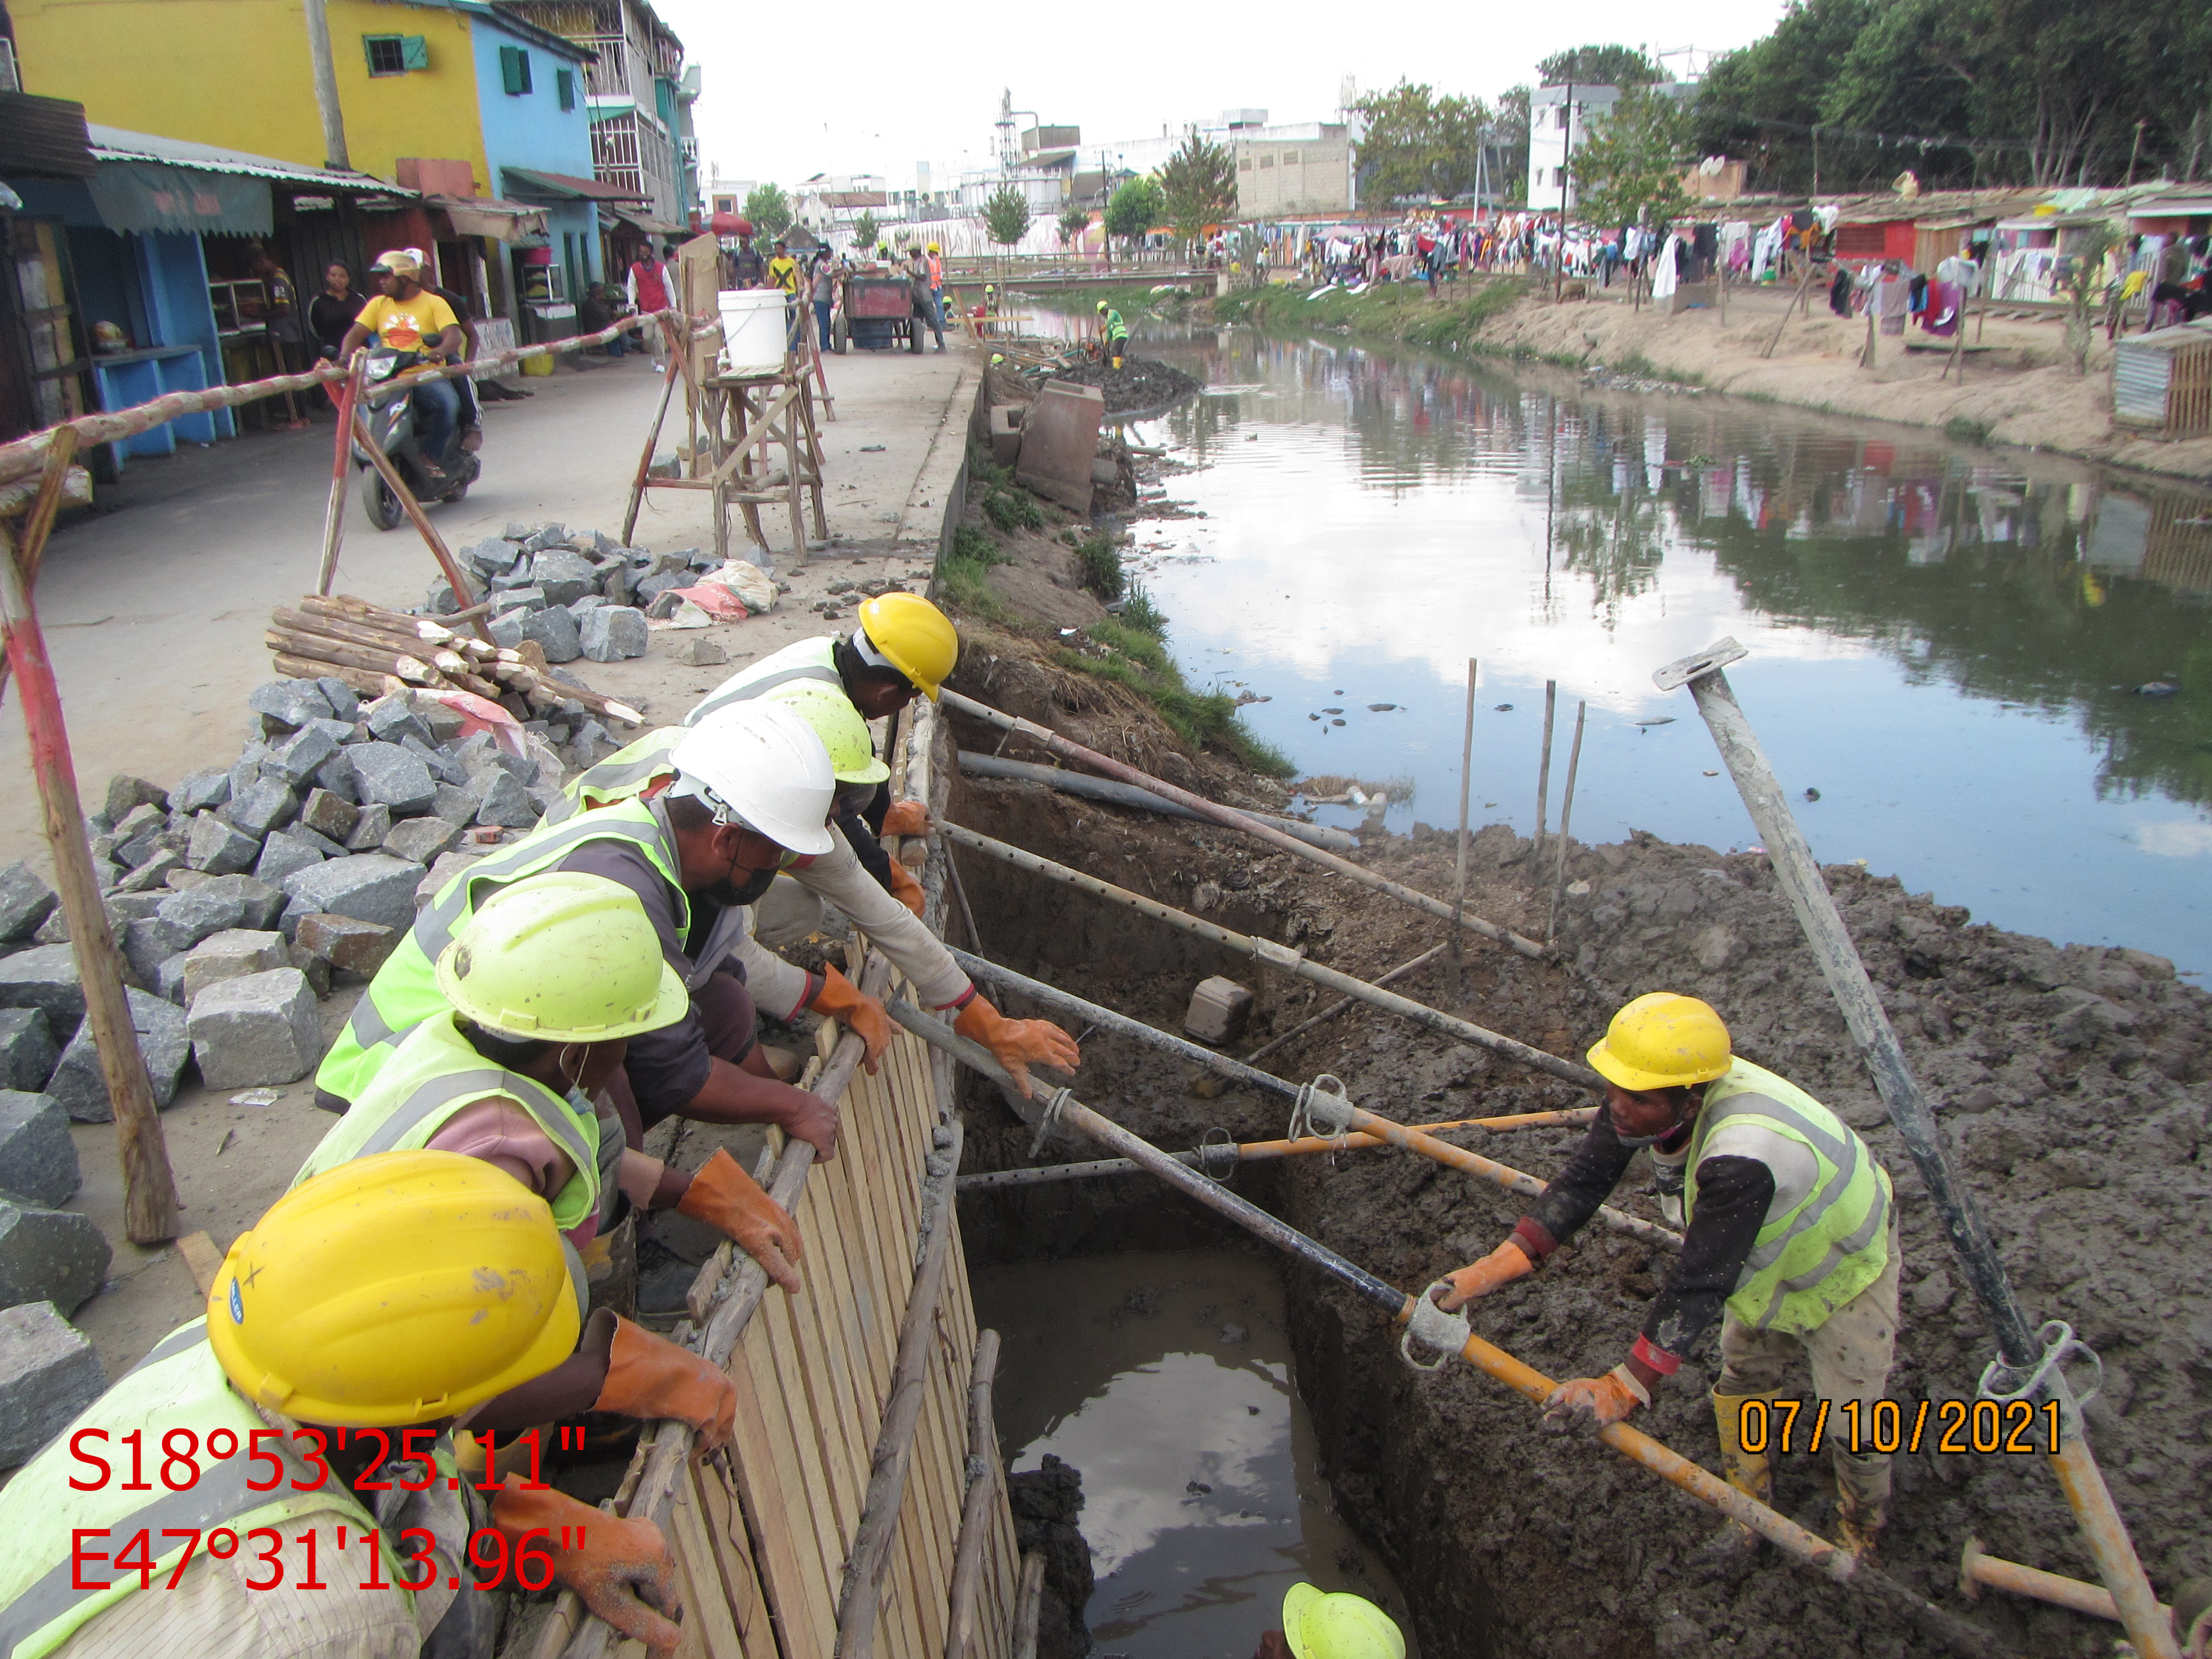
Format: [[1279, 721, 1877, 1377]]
[[942, 633, 2212, 1657]]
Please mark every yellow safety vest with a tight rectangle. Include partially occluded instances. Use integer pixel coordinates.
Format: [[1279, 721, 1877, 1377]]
[[0, 1324, 402, 1659], [1684, 1058, 1893, 1335], [682, 634, 842, 728]]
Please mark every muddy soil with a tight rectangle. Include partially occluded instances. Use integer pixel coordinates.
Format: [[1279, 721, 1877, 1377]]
[[938, 648, 2212, 1658], [1050, 356, 1202, 418]]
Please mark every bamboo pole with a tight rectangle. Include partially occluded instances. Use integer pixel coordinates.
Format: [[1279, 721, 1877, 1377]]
[[1532, 679, 1557, 877], [1451, 657, 1477, 995], [1547, 701, 1587, 941], [941, 1331, 1003, 1659], [622, 318, 686, 547], [1761, 258, 1819, 359], [941, 824, 1595, 1088], [348, 413, 492, 645], [1010, 1552, 1047, 1659], [1957, 1536, 2174, 1624], [0, 429, 85, 709], [894, 1003, 2010, 1659], [0, 495, 178, 1243], [315, 349, 366, 596], [941, 690, 1544, 958]]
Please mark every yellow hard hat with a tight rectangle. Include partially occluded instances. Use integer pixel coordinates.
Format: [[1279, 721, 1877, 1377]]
[[208, 1151, 581, 1426], [1587, 993, 1733, 1091], [854, 591, 958, 700], [1282, 1584, 1405, 1659], [927, 242, 940, 253], [768, 682, 890, 784], [436, 871, 689, 1041]]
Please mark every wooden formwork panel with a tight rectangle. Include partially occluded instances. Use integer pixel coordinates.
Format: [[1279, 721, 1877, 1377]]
[[659, 999, 1018, 1659]]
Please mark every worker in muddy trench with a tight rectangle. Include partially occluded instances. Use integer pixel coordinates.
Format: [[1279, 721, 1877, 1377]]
[[0, 1152, 691, 1658], [315, 702, 888, 1162], [560, 672, 1079, 1098], [1437, 993, 1900, 1558]]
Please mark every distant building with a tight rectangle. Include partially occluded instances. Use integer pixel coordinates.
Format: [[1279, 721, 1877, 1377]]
[[499, 0, 693, 231], [1527, 81, 1697, 213], [1234, 122, 1354, 218]]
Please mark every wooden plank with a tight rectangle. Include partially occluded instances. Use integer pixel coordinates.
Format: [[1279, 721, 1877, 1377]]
[[758, 1274, 853, 1599], [779, 1175, 875, 1559], [727, 1347, 833, 1659], [667, 1473, 749, 1659], [175, 1230, 223, 1296], [693, 1464, 775, 1659]]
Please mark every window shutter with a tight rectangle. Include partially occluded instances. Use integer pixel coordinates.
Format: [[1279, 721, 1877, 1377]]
[[556, 67, 575, 111], [500, 45, 532, 94], [401, 35, 429, 70]]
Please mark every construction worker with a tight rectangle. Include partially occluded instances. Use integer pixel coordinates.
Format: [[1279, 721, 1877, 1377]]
[[1254, 1583, 1405, 1659], [315, 702, 888, 1162], [1436, 994, 1900, 1557], [925, 241, 945, 314], [0, 1152, 689, 1656], [560, 688, 1080, 1098], [1095, 300, 1129, 368]]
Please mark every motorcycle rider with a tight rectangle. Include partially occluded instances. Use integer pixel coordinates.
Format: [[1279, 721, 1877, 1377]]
[[339, 249, 466, 481]]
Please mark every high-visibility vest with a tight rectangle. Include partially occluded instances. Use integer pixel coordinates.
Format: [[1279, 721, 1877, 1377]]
[[314, 797, 686, 1109], [1683, 1058, 1893, 1336], [683, 634, 841, 728], [1102, 308, 1126, 338], [543, 727, 683, 826], [296, 1013, 605, 1234], [0, 1323, 405, 1659]]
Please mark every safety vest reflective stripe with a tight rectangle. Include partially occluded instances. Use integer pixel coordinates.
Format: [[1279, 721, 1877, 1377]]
[[544, 729, 683, 826], [315, 799, 684, 1105], [0, 1327, 391, 1659], [1684, 1058, 1891, 1335], [682, 637, 841, 728]]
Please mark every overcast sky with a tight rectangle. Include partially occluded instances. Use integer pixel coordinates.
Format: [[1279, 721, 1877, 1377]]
[[654, 2, 1794, 193]]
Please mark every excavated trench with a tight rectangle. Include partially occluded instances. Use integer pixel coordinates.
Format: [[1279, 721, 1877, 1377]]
[[938, 661, 2212, 1659]]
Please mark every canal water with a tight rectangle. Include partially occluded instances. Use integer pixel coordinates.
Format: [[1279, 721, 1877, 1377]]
[[1054, 314, 2212, 977], [973, 1249, 1420, 1659]]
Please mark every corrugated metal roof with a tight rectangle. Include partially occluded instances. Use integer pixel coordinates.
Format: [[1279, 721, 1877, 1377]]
[[85, 125, 411, 194]]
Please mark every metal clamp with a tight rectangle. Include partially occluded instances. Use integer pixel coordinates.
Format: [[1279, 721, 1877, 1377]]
[[1025, 1088, 1074, 1161], [1976, 1320, 2101, 1437], [1196, 1127, 1238, 1185], [1400, 1282, 1470, 1373], [1288, 1074, 1355, 1143]]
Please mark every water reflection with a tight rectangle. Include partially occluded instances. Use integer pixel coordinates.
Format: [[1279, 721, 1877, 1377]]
[[1099, 319, 2212, 972]]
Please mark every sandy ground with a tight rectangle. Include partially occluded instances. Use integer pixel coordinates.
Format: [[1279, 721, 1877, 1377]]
[[1472, 281, 2212, 485], [29, 341, 973, 1380]]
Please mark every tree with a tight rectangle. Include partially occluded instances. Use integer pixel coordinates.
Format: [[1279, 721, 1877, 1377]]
[[1492, 86, 1532, 205], [983, 183, 1031, 253], [1157, 126, 1238, 249], [2060, 221, 2117, 375], [1538, 45, 1667, 86], [1057, 206, 1092, 249], [1691, 0, 1877, 194], [1350, 81, 1490, 204], [851, 210, 879, 253], [1105, 176, 1165, 244], [743, 183, 792, 238], [1570, 85, 1694, 232]]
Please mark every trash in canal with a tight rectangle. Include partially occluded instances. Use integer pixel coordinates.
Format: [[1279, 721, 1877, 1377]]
[[1634, 716, 1674, 727], [1366, 703, 1397, 711]]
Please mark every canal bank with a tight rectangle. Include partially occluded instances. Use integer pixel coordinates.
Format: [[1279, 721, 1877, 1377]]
[[938, 348, 2212, 1658]]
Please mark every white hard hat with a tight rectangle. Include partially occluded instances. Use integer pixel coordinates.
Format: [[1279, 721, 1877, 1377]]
[[667, 701, 835, 856]]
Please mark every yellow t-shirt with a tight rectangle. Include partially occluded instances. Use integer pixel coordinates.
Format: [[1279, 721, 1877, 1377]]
[[355, 290, 460, 352], [767, 255, 801, 295]]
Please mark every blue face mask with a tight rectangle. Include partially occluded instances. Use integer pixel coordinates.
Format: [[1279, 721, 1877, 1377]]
[[1613, 1128, 1671, 1149]]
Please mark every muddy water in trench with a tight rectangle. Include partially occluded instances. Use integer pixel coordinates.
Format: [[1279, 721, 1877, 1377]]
[[973, 1249, 1420, 1659], [1022, 305, 2212, 974]]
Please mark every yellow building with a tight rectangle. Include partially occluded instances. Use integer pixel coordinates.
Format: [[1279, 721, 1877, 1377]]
[[9, 0, 489, 189]]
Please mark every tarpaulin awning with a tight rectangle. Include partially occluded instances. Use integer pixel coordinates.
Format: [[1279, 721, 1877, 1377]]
[[426, 194, 549, 241], [87, 124, 408, 194], [607, 207, 688, 236], [503, 167, 643, 202], [87, 161, 271, 235]]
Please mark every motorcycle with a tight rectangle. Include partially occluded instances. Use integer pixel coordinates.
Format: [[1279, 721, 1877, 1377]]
[[354, 345, 482, 530]]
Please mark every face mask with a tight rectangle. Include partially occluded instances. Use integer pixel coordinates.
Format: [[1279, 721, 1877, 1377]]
[[704, 862, 779, 908], [1613, 1129, 1671, 1149]]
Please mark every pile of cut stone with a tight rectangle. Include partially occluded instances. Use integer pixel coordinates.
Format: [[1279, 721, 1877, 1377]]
[[434, 520, 735, 664]]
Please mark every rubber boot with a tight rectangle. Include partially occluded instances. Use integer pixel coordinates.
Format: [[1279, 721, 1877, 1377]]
[[1709, 1390, 1781, 1556], [1832, 1448, 1891, 1563]]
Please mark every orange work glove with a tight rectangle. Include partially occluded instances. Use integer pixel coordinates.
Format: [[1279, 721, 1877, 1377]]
[[492, 1478, 683, 1656], [885, 858, 926, 919], [1541, 1365, 1650, 1434], [590, 1314, 738, 1453], [879, 798, 930, 837], [953, 997, 1080, 1099], [1432, 1238, 1534, 1312], [676, 1149, 803, 1294], [809, 963, 890, 1073]]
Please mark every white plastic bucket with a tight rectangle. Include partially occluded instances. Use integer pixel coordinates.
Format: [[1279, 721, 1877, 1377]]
[[717, 288, 789, 375]]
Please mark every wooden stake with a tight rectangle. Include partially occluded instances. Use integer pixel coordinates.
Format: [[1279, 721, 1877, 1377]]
[[315, 349, 366, 596], [0, 502, 178, 1243], [348, 413, 493, 644], [940, 1329, 1002, 1659], [0, 427, 84, 709], [622, 324, 685, 547], [1011, 1552, 1047, 1659], [1547, 701, 1587, 941], [1532, 679, 1557, 875], [1761, 259, 1818, 359], [1450, 657, 1477, 997]]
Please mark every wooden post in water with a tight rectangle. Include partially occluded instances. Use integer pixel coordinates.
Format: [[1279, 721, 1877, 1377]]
[[1548, 701, 1587, 941], [1532, 680, 1557, 875], [1451, 657, 1477, 996]]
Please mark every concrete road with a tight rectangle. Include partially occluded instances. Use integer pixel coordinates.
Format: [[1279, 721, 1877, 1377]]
[[21, 341, 973, 1376]]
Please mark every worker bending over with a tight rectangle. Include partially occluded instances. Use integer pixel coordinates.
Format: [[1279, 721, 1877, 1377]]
[[0, 1154, 688, 1657], [298, 874, 794, 1455], [1254, 1583, 1404, 1659], [562, 688, 1078, 1097], [1438, 993, 1900, 1558], [318, 703, 882, 1161], [1095, 301, 1129, 368]]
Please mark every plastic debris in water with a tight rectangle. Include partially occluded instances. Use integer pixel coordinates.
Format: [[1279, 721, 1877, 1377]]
[[1703, 770, 1720, 776], [1804, 787, 1822, 801], [2133, 682, 2180, 697], [1331, 718, 1346, 727], [1634, 717, 1674, 727], [1322, 707, 1343, 714], [1494, 703, 1514, 712], [1367, 703, 1397, 712]]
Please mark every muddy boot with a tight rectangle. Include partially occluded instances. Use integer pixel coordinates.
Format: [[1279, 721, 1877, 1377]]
[[1707, 1390, 1780, 1557], [1832, 1448, 1890, 1562]]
